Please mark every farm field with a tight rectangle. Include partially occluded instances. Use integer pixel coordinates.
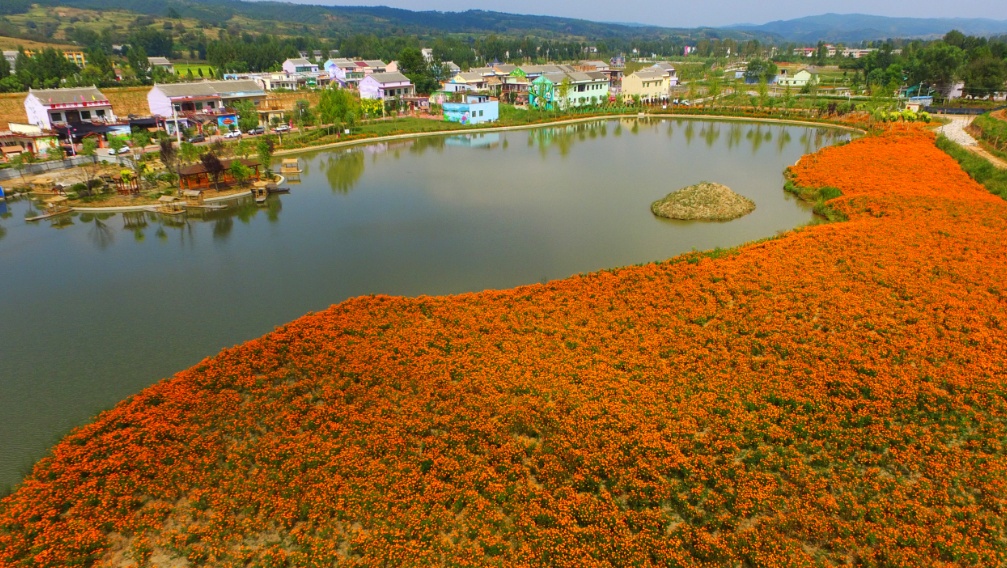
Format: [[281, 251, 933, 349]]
[[0, 34, 75, 51], [171, 63, 217, 79], [2, 125, 1007, 565]]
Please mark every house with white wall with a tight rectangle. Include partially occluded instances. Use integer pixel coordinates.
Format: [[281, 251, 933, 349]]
[[443, 94, 499, 125], [282, 58, 319, 74], [359, 72, 415, 101], [24, 86, 116, 130], [148, 80, 266, 118], [776, 69, 817, 88]]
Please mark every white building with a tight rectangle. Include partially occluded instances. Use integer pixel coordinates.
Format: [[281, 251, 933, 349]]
[[282, 58, 319, 74], [147, 80, 266, 117], [24, 86, 116, 130]]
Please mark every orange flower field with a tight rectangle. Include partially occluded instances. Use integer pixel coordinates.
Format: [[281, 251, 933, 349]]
[[2, 127, 1007, 566]]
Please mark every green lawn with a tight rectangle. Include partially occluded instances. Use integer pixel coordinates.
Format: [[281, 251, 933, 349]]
[[173, 63, 217, 79]]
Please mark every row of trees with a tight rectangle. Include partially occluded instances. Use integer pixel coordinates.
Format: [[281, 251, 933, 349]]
[[838, 32, 1007, 99]]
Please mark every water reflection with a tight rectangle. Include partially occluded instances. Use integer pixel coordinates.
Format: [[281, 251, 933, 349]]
[[324, 150, 365, 194], [410, 136, 447, 154], [9, 195, 284, 249], [445, 133, 500, 149], [700, 123, 721, 147], [80, 213, 115, 249]]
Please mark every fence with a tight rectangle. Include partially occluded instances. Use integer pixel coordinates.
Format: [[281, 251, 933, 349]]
[[0, 155, 102, 182], [925, 105, 1006, 116]]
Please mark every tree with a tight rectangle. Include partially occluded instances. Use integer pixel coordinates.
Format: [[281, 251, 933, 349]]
[[79, 137, 101, 190], [46, 144, 66, 161], [816, 41, 828, 66], [745, 58, 778, 84], [108, 137, 127, 164], [200, 152, 225, 190], [0, 54, 9, 77], [8, 153, 34, 187], [127, 45, 151, 83], [557, 78, 572, 110], [397, 47, 439, 94], [360, 98, 383, 119], [293, 99, 314, 129], [130, 129, 152, 151], [234, 138, 251, 159], [962, 56, 1007, 100], [706, 74, 722, 106], [256, 136, 276, 177], [158, 136, 177, 177], [232, 100, 259, 133], [180, 141, 200, 165], [318, 87, 361, 131], [915, 43, 965, 97], [229, 160, 252, 187]]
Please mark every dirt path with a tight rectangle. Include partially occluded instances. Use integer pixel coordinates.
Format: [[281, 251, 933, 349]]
[[936, 114, 1007, 169]]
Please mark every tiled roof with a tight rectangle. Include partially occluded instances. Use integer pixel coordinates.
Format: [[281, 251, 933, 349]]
[[368, 72, 411, 85], [29, 86, 108, 105], [154, 80, 265, 99]]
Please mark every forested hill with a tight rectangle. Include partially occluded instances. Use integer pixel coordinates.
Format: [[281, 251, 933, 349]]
[[29, 0, 774, 43], [728, 13, 1007, 43]]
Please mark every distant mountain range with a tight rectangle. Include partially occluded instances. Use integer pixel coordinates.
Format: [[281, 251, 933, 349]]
[[38, 0, 768, 42], [18, 1, 1007, 46], [727, 13, 1007, 43]]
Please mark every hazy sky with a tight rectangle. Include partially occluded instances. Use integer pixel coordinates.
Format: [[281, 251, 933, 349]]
[[291, 0, 1005, 28]]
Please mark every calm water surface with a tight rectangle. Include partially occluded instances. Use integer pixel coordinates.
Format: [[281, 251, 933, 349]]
[[0, 118, 849, 489]]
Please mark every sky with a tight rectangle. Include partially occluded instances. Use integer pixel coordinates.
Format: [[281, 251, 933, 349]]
[[288, 0, 1006, 28]]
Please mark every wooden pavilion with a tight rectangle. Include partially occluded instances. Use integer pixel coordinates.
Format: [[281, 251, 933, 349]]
[[178, 158, 261, 191]]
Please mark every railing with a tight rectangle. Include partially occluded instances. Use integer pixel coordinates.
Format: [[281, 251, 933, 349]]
[[925, 105, 1007, 116]]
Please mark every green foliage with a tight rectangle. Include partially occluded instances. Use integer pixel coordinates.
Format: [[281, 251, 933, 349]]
[[232, 100, 260, 133], [256, 136, 276, 175], [126, 44, 151, 84], [129, 27, 173, 58], [397, 47, 440, 94], [783, 173, 847, 222], [0, 0, 31, 15], [936, 135, 1007, 200], [229, 160, 253, 186], [45, 145, 66, 161], [971, 114, 1007, 148], [207, 34, 299, 74], [9, 47, 80, 90], [318, 88, 361, 129], [744, 58, 778, 84]]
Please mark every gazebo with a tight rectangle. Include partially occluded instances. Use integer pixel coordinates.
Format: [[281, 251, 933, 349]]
[[178, 158, 261, 190]]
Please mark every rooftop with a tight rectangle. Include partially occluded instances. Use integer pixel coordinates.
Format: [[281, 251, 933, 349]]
[[29, 86, 108, 106]]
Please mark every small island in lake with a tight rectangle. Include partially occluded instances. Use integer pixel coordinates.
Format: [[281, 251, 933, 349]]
[[651, 181, 756, 221]]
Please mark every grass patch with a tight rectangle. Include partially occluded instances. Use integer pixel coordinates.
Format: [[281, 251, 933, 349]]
[[173, 64, 217, 79], [968, 112, 1007, 161], [783, 171, 847, 222], [936, 134, 1007, 200]]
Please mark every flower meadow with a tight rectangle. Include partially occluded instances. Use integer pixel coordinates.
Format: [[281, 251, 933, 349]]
[[2, 127, 1007, 566]]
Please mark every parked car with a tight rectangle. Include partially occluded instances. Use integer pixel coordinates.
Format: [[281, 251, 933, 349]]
[[104, 146, 131, 156], [187, 134, 205, 144], [273, 124, 290, 133], [246, 126, 265, 136], [223, 130, 242, 139]]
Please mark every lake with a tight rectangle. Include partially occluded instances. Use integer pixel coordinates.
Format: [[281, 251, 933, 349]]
[[0, 118, 850, 489]]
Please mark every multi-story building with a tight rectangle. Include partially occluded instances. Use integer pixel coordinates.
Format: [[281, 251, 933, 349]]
[[24, 86, 115, 130]]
